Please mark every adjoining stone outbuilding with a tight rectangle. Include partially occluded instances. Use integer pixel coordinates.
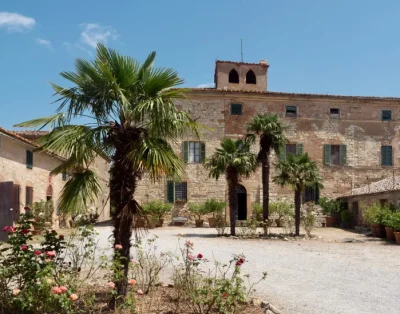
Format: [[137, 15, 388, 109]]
[[136, 59, 400, 222], [0, 127, 110, 233]]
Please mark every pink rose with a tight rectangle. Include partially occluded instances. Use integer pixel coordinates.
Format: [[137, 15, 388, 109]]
[[12, 289, 21, 296], [188, 254, 195, 260], [131, 258, 138, 264], [107, 282, 115, 289], [137, 289, 144, 295], [70, 294, 78, 301], [115, 244, 122, 250], [8, 226, 15, 233], [128, 279, 136, 285], [51, 287, 62, 295], [60, 286, 68, 293], [45, 251, 56, 258], [2, 226, 8, 232]]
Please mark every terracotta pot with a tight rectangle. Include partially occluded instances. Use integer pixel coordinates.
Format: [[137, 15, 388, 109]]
[[155, 219, 164, 228], [371, 224, 386, 238], [385, 227, 395, 241], [195, 220, 204, 228], [135, 218, 146, 228], [394, 232, 400, 245], [275, 219, 283, 227], [326, 216, 336, 227], [208, 217, 216, 228]]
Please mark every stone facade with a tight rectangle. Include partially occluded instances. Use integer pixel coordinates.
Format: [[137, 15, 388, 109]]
[[0, 128, 110, 227], [136, 60, 400, 221]]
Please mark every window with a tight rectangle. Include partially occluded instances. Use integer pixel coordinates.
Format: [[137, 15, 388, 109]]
[[280, 143, 303, 160], [381, 145, 393, 166], [382, 110, 392, 121], [62, 172, 67, 181], [167, 181, 188, 202], [324, 144, 347, 165], [246, 70, 256, 84], [286, 105, 297, 117], [228, 69, 239, 83], [25, 186, 33, 206], [26, 150, 33, 169], [303, 185, 320, 203], [182, 141, 205, 163], [230, 103, 242, 115], [330, 108, 340, 118]]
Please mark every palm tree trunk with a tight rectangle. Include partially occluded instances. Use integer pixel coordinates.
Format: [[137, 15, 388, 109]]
[[110, 147, 138, 297], [261, 155, 270, 223], [227, 168, 238, 236], [294, 189, 301, 236]]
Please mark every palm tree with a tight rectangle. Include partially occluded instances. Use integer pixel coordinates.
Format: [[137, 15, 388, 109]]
[[205, 138, 257, 236], [274, 153, 323, 236], [247, 114, 287, 223], [15, 44, 199, 296]]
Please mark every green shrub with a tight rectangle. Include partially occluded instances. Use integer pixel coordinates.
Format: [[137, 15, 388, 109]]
[[301, 202, 316, 237], [143, 200, 172, 221], [270, 201, 294, 220], [188, 203, 208, 221], [363, 202, 391, 225], [386, 212, 400, 231], [204, 199, 226, 217], [252, 203, 263, 221], [318, 197, 340, 216], [341, 210, 353, 224], [31, 200, 53, 225]]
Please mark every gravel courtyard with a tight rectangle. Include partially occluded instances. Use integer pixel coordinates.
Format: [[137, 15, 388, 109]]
[[96, 226, 400, 314]]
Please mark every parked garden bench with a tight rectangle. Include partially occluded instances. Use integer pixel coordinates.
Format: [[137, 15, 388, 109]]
[[172, 216, 188, 226]]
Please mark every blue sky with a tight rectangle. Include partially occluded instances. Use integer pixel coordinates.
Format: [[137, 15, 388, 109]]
[[2, 0, 400, 129]]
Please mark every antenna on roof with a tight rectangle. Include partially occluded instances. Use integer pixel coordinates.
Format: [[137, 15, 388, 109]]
[[241, 38, 243, 62]]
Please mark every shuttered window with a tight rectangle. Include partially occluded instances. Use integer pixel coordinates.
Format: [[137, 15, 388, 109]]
[[230, 104, 242, 115], [182, 141, 205, 163], [280, 143, 303, 161], [304, 185, 320, 204], [167, 181, 188, 203], [286, 106, 297, 117], [382, 110, 392, 121], [323, 144, 347, 165], [25, 186, 33, 206], [381, 146, 393, 166], [26, 150, 33, 169]]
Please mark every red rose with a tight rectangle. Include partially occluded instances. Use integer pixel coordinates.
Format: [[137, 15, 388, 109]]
[[24, 206, 30, 210], [51, 230, 57, 235], [8, 226, 15, 233], [21, 245, 28, 251], [222, 292, 228, 298], [2, 226, 8, 232], [34, 250, 41, 256], [197, 253, 203, 259], [22, 229, 29, 234], [239, 258, 245, 263], [236, 260, 243, 267], [59, 235, 64, 240]]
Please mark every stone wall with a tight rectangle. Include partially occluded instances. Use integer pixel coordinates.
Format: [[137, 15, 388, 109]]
[[135, 89, 400, 220]]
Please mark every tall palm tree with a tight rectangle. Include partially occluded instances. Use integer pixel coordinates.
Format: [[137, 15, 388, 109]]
[[247, 114, 287, 222], [274, 153, 323, 236], [15, 44, 199, 296], [205, 138, 257, 236]]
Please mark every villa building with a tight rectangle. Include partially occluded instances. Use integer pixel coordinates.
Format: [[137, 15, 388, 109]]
[[136, 59, 400, 221]]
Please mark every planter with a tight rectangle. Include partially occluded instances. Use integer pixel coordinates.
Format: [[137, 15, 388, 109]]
[[135, 218, 146, 228], [155, 218, 164, 228], [371, 224, 386, 238], [208, 217, 216, 228], [325, 216, 336, 227], [385, 227, 395, 241], [275, 219, 283, 227], [394, 232, 400, 245], [195, 220, 204, 228]]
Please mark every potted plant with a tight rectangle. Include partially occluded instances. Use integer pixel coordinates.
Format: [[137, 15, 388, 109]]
[[387, 211, 400, 244], [341, 209, 353, 229], [188, 203, 207, 227], [270, 201, 293, 227], [383, 211, 395, 241], [204, 199, 226, 228], [143, 200, 172, 228], [364, 202, 390, 238], [252, 203, 263, 222], [318, 197, 340, 227]]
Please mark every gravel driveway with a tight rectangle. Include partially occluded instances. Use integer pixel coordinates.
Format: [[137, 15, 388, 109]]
[[95, 226, 400, 314]]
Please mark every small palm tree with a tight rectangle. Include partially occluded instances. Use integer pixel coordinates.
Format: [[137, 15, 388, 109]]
[[274, 153, 323, 236], [205, 138, 257, 236], [15, 44, 199, 296], [247, 114, 287, 222]]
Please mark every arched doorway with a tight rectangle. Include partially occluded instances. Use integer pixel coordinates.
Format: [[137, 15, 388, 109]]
[[236, 184, 247, 220]]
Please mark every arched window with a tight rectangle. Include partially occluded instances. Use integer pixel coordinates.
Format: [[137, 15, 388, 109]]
[[228, 69, 239, 83], [246, 70, 256, 84]]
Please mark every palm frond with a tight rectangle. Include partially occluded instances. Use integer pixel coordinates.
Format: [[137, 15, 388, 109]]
[[14, 113, 66, 130]]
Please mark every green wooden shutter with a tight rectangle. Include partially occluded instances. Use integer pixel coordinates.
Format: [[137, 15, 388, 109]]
[[200, 142, 206, 162], [279, 145, 286, 161], [382, 146, 393, 166], [297, 143, 303, 155], [26, 150, 33, 169], [388, 146, 393, 166], [341, 145, 347, 165], [167, 181, 174, 203], [182, 141, 189, 163], [324, 145, 331, 165]]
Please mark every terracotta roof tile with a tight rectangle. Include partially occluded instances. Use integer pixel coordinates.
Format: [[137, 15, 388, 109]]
[[216, 60, 269, 67]]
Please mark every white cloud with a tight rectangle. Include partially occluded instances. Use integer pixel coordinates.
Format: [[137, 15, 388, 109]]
[[0, 12, 35, 32], [80, 23, 118, 48], [35, 38, 53, 50], [197, 83, 215, 88]]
